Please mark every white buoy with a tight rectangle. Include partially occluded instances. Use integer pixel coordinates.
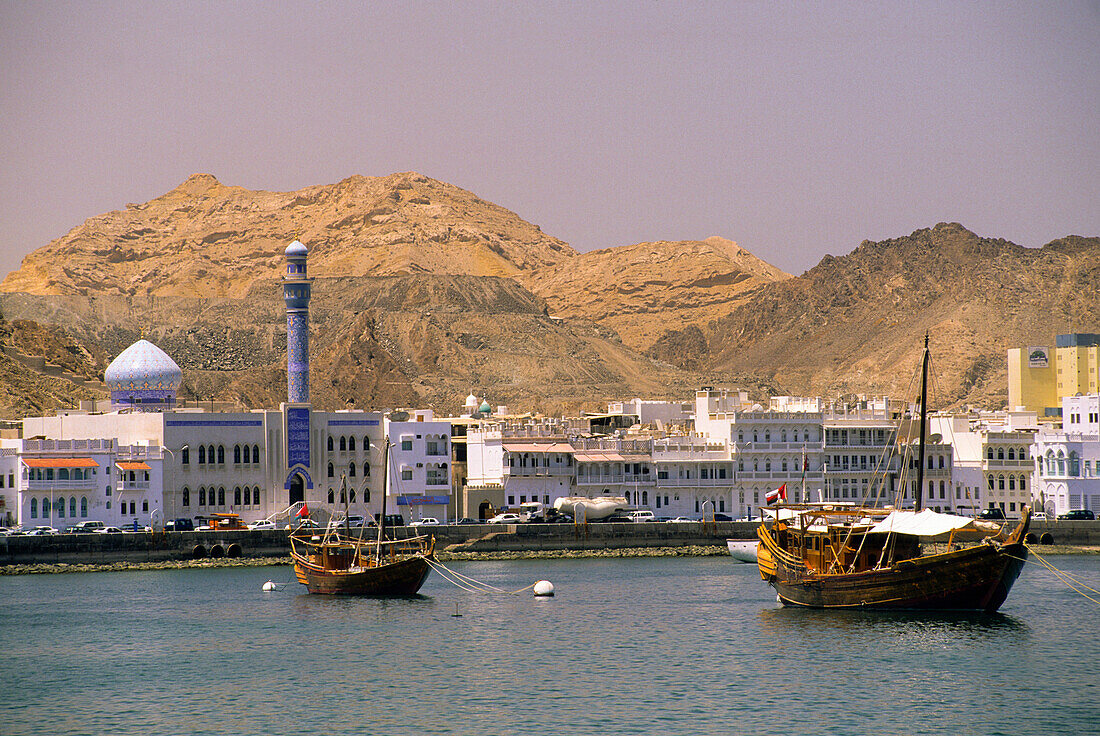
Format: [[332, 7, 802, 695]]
[[533, 580, 554, 597], [262, 580, 277, 592]]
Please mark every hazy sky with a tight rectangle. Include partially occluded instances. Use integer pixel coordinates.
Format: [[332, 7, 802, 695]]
[[1, 1, 1097, 280]]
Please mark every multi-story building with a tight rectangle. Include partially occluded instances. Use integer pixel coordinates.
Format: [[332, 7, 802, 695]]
[[931, 410, 1038, 517], [1008, 333, 1100, 416], [1033, 394, 1100, 517], [822, 398, 901, 507]]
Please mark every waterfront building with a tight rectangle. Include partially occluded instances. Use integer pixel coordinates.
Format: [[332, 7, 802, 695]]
[[387, 409, 453, 523], [651, 434, 732, 517], [931, 410, 1038, 517], [822, 397, 902, 508], [1032, 394, 1100, 517], [1008, 333, 1100, 416]]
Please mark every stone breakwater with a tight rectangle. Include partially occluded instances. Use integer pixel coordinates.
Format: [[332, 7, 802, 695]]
[[0, 546, 732, 575]]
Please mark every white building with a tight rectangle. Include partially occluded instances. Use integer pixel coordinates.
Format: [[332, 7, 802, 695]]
[[387, 409, 453, 523], [1033, 394, 1100, 517]]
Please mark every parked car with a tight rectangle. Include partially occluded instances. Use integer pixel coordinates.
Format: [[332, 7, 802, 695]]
[[409, 517, 440, 527], [163, 518, 195, 532], [626, 510, 656, 523], [248, 519, 277, 531], [1057, 509, 1095, 521], [487, 513, 522, 524], [666, 516, 696, 523], [290, 518, 322, 530], [346, 515, 367, 528], [712, 513, 733, 522], [978, 508, 1007, 520], [373, 514, 405, 527], [94, 526, 125, 534], [27, 526, 59, 536], [67, 520, 107, 534], [454, 517, 479, 525]]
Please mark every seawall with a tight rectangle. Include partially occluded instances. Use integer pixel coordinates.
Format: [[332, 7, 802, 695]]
[[1, 520, 1095, 566]]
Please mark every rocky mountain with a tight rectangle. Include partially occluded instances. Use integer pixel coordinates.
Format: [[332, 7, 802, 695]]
[[520, 236, 789, 352], [698, 223, 1100, 407], [0, 172, 575, 298], [0, 172, 1095, 420]]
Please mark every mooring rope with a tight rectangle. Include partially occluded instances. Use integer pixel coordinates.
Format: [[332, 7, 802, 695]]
[[425, 558, 538, 595], [1019, 545, 1100, 606]]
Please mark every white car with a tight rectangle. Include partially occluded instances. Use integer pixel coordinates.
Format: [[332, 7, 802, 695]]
[[409, 517, 440, 527], [248, 519, 276, 531], [487, 513, 522, 524], [94, 526, 126, 534], [666, 516, 697, 523], [27, 526, 59, 536]]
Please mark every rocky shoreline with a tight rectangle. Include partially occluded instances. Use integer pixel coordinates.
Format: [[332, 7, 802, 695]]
[[1, 543, 1096, 576]]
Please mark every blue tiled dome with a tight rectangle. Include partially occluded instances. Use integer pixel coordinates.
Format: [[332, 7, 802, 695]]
[[105, 339, 183, 392], [285, 239, 308, 256]]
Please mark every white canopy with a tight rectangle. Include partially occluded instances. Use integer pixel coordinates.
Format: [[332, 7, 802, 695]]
[[869, 509, 1002, 540]]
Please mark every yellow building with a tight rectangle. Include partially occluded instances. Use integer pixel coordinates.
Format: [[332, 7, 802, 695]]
[[1008, 334, 1100, 416]]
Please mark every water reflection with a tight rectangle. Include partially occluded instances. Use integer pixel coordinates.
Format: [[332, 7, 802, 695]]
[[756, 605, 1030, 644]]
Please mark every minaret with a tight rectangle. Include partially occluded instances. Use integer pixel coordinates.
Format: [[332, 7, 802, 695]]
[[283, 238, 313, 403]]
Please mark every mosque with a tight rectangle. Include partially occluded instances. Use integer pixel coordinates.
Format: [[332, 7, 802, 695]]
[[0, 240, 454, 530]]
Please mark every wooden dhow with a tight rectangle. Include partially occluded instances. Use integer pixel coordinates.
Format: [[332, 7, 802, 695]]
[[755, 335, 1030, 612], [290, 439, 434, 596]]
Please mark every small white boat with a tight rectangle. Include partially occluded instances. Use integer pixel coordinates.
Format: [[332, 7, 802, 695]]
[[726, 539, 758, 563]]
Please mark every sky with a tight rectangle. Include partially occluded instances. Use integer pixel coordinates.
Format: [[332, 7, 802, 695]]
[[1, 1, 1097, 280]]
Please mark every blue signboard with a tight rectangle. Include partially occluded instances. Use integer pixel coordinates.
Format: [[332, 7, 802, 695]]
[[397, 495, 450, 506], [287, 407, 311, 469]]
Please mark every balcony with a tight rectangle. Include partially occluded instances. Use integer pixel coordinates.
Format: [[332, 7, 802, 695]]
[[25, 479, 97, 491], [656, 477, 733, 488]]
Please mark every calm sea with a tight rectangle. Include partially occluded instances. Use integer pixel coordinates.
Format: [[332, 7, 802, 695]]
[[1, 555, 1098, 736]]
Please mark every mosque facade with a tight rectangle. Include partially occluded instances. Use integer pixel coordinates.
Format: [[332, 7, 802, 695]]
[[0, 238, 453, 530]]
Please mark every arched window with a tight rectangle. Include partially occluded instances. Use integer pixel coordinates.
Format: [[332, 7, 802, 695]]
[[781, 430, 788, 443], [323, 462, 332, 478], [252, 445, 260, 463], [242, 445, 251, 464], [986, 447, 994, 460], [764, 431, 771, 442], [198, 446, 206, 464], [340, 488, 346, 504], [217, 487, 225, 506], [997, 448, 1004, 460], [182, 488, 190, 507], [1019, 476, 1026, 491], [70, 497, 77, 517], [765, 459, 771, 472], [42, 498, 51, 517], [234, 487, 241, 505], [199, 488, 206, 506], [327, 489, 334, 504], [208, 445, 216, 464], [928, 456, 934, 469], [782, 459, 788, 472], [998, 475, 1005, 490], [362, 437, 370, 452], [340, 436, 347, 451], [217, 446, 225, 465], [349, 462, 356, 478], [30, 498, 37, 518], [365, 489, 370, 503], [939, 480, 946, 498], [1069, 452, 1080, 476], [738, 431, 744, 443], [242, 487, 250, 505], [1008, 476, 1016, 490], [327, 436, 334, 452], [56, 497, 65, 518], [1057, 451, 1066, 476], [642, 490, 648, 505], [60, 469, 70, 481], [1007, 447, 1015, 460], [987, 474, 994, 490], [349, 436, 356, 452], [80, 497, 88, 517], [364, 463, 370, 477], [181, 446, 190, 464], [234, 445, 241, 464]]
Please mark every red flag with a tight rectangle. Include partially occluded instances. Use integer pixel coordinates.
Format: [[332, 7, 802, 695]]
[[766, 483, 787, 504], [297, 503, 309, 518]]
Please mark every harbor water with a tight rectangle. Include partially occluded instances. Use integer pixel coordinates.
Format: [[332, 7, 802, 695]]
[[1, 555, 1098, 736]]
